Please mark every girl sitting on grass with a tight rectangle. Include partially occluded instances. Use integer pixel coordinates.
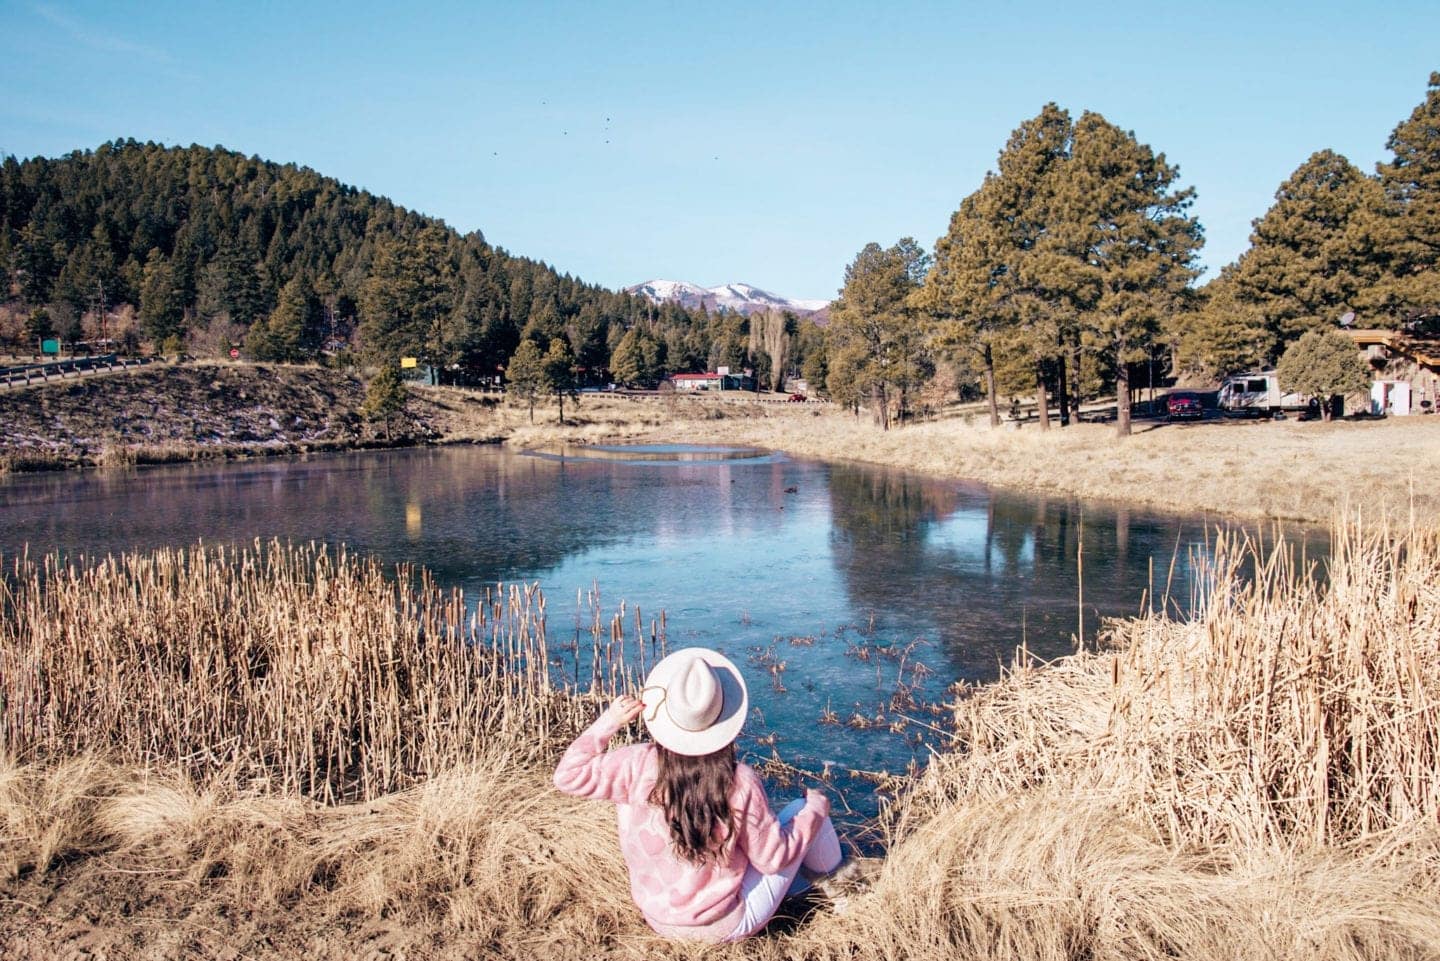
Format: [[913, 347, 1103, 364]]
[[554, 646, 844, 943]]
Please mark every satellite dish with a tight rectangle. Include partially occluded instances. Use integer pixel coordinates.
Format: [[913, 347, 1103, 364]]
[[1339, 311, 1356, 327]]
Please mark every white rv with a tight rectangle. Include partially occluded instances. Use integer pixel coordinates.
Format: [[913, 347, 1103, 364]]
[[1217, 371, 1311, 417]]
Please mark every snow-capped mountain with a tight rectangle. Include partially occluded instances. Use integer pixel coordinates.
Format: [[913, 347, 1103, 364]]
[[625, 279, 830, 316]]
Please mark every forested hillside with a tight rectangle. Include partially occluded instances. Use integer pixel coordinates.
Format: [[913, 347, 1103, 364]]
[[0, 140, 800, 387]]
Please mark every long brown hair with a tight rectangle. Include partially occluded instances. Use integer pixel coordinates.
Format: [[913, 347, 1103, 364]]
[[648, 742, 738, 863]]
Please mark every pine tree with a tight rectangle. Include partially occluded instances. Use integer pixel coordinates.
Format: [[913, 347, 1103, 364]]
[[611, 326, 667, 388], [542, 337, 577, 424], [828, 239, 930, 428], [567, 303, 610, 382], [360, 364, 409, 440], [610, 328, 641, 387], [139, 252, 186, 343], [917, 178, 1011, 426], [505, 338, 545, 423], [25, 307, 54, 347], [824, 340, 871, 414], [1363, 71, 1440, 330], [1226, 150, 1379, 351], [246, 276, 320, 362], [796, 319, 829, 398], [1173, 275, 1272, 378], [358, 227, 455, 366], [920, 105, 1081, 429], [1276, 330, 1371, 421], [1049, 112, 1203, 436], [987, 104, 1076, 429], [196, 241, 265, 327]]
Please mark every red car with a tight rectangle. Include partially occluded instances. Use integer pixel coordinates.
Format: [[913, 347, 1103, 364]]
[[1165, 391, 1204, 421]]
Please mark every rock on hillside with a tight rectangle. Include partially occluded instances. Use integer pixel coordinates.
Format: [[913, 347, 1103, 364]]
[[0, 363, 451, 469]]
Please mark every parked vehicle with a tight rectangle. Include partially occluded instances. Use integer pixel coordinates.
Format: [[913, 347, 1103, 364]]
[[1165, 390, 1204, 421], [1217, 371, 1310, 417]]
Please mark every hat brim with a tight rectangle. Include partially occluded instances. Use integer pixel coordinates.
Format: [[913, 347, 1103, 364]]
[[641, 647, 748, 756]]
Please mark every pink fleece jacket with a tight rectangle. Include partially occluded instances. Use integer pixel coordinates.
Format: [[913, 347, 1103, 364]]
[[553, 712, 829, 942]]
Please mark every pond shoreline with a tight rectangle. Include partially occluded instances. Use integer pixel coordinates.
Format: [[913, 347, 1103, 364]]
[[454, 387, 1440, 530], [5, 364, 1438, 529]]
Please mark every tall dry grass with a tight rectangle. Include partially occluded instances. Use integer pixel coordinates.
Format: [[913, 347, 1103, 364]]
[[4, 520, 1440, 959], [861, 516, 1440, 959], [901, 519, 1440, 849], [0, 541, 638, 802]]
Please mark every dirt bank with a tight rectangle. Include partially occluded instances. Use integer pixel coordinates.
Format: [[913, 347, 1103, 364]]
[[0, 362, 499, 470]]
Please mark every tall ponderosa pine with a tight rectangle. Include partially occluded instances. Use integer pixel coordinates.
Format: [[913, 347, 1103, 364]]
[[921, 105, 1076, 430], [828, 239, 930, 429], [989, 103, 1075, 430], [505, 338, 545, 423], [1363, 71, 1440, 330], [1173, 275, 1271, 378], [919, 178, 1014, 427], [1225, 150, 1379, 353], [359, 226, 455, 366], [1050, 112, 1203, 436]]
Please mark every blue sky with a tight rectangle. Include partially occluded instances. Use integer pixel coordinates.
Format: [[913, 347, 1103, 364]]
[[1, 1, 1436, 302]]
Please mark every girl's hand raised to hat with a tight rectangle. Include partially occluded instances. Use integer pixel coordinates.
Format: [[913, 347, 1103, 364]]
[[603, 694, 645, 727]]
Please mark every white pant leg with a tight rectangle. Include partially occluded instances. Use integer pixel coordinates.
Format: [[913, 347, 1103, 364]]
[[725, 798, 843, 942], [802, 803, 842, 874]]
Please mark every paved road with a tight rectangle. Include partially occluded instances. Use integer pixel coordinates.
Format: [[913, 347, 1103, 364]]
[[0, 354, 156, 390]]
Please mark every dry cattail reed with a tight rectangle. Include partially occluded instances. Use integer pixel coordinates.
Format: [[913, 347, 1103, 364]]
[[899, 515, 1440, 853], [0, 540, 642, 803]]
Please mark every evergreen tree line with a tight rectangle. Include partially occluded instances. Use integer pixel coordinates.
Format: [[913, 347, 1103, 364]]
[[0, 139, 801, 388], [808, 72, 1440, 435]]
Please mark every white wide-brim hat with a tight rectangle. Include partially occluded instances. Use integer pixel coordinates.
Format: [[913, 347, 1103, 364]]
[[640, 647, 748, 756]]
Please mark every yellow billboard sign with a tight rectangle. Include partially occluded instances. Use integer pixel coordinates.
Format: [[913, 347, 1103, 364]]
[[400, 356, 418, 368]]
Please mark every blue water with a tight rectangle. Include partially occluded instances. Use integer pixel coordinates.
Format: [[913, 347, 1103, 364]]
[[0, 445, 1325, 820]]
